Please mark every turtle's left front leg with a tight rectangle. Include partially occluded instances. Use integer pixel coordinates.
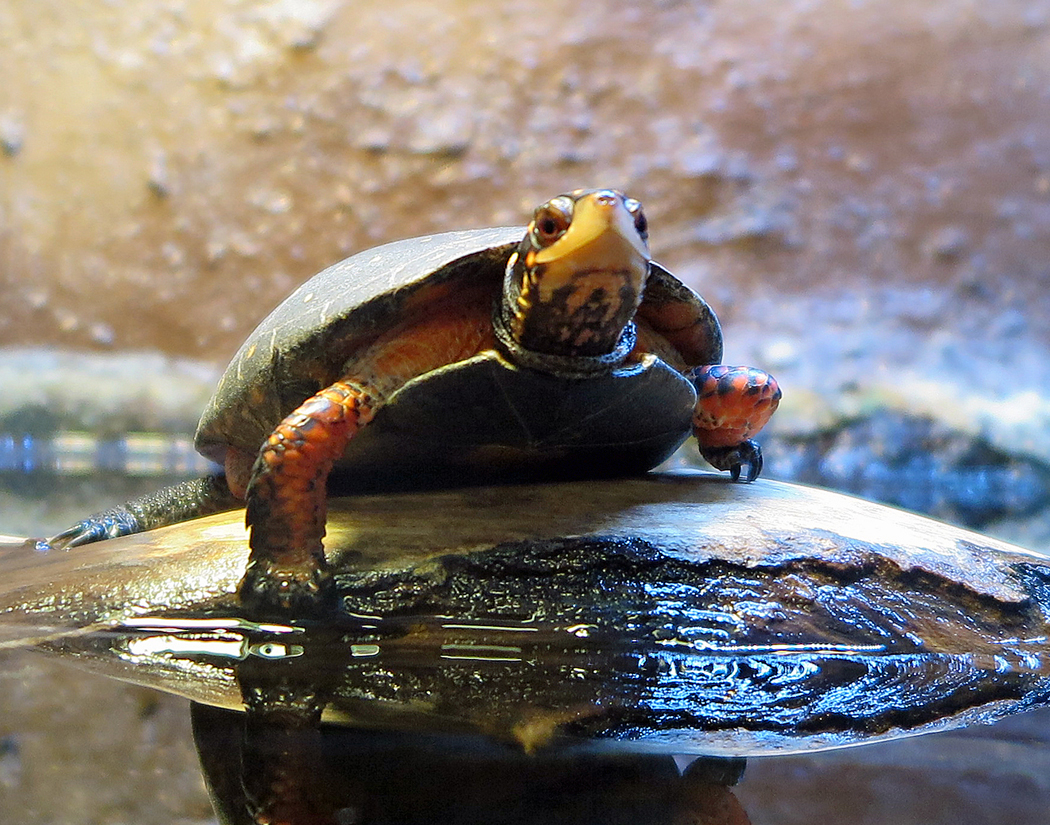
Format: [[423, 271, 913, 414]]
[[238, 380, 381, 616], [690, 364, 781, 483]]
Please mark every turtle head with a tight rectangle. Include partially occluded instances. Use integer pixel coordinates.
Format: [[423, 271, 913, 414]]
[[504, 189, 650, 358]]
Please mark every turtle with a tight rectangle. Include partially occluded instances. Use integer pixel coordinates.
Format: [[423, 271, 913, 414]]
[[52, 189, 781, 614]]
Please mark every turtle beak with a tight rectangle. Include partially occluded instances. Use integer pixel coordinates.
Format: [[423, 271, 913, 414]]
[[533, 190, 651, 285], [508, 189, 653, 357]]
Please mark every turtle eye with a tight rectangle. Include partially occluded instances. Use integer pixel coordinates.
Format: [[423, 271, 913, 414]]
[[531, 197, 574, 247], [625, 198, 648, 242]]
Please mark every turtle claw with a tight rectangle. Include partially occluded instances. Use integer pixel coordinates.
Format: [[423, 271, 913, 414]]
[[48, 511, 142, 551], [701, 440, 764, 484], [238, 558, 337, 619]]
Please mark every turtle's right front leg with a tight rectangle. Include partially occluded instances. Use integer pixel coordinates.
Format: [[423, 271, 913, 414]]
[[48, 474, 240, 550], [237, 309, 491, 617], [238, 380, 380, 617]]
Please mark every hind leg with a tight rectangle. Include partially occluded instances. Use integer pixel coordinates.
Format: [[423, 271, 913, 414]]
[[48, 474, 240, 549], [690, 365, 781, 483]]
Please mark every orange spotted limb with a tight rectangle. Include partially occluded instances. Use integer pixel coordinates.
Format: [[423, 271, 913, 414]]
[[239, 381, 378, 614], [690, 365, 781, 483], [237, 302, 495, 615]]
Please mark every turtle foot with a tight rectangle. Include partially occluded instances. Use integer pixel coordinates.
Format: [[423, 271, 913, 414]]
[[48, 510, 141, 551], [238, 558, 337, 619], [701, 440, 764, 483], [47, 476, 239, 551]]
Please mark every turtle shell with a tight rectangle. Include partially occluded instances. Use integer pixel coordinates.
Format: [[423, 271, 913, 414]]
[[196, 227, 723, 489]]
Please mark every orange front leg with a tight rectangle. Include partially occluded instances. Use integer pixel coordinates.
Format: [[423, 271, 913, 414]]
[[690, 365, 781, 483], [239, 381, 379, 615], [237, 299, 496, 617]]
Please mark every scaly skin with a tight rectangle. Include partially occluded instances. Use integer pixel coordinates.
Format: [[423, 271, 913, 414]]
[[691, 365, 782, 483], [239, 381, 378, 616], [238, 303, 495, 616]]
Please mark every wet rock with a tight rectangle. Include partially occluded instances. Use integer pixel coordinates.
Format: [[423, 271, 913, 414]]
[[759, 411, 1050, 529]]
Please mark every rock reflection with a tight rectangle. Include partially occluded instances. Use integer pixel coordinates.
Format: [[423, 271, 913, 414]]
[[6, 476, 1050, 822]]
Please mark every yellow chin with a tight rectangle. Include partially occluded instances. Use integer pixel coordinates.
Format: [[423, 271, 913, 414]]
[[508, 191, 653, 356], [530, 195, 650, 311], [534, 193, 650, 271]]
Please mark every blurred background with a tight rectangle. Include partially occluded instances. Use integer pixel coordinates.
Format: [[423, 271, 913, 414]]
[[2, 1, 1050, 822]]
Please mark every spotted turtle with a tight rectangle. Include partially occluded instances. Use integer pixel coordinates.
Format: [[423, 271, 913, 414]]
[[53, 190, 780, 613]]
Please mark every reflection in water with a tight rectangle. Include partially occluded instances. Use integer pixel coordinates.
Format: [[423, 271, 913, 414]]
[[104, 606, 1044, 823], [95, 528, 1050, 759], [191, 701, 749, 825], [5, 475, 1050, 822], [111, 608, 1050, 752]]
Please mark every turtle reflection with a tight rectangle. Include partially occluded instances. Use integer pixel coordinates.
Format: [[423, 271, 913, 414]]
[[192, 700, 749, 825]]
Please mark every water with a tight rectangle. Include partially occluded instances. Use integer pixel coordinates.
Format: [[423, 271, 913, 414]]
[[0, 435, 216, 824], [3, 442, 1050, 823]]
